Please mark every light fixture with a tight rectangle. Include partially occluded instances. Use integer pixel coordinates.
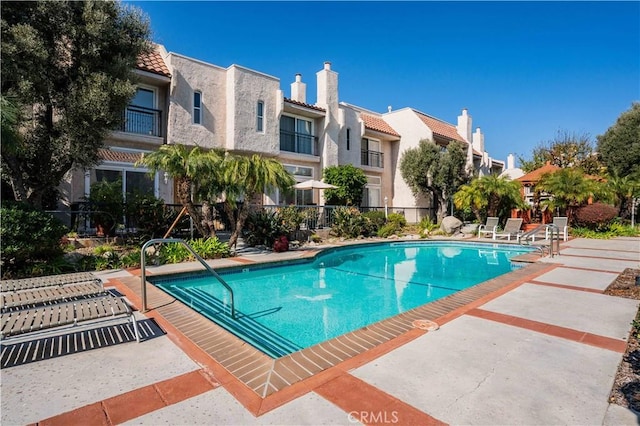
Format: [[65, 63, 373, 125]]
[[163, 171, 169, 185]]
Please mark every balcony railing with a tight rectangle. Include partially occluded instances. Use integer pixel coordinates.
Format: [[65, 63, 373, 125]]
[[121, 105, 162, 137], [361, 150, 384, 168], [280, 130, 318, 156]]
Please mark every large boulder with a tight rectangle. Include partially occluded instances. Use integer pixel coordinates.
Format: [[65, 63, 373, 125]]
[[440, 216, 463, 235]]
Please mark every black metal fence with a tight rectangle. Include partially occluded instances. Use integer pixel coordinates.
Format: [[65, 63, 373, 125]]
[[48, 202, 435, 238]]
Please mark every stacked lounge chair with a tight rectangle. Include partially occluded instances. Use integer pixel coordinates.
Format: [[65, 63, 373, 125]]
[[0, 272, 140, 342]]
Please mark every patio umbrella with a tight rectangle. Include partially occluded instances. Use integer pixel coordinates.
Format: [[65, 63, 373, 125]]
[[292, 179, 338, 190], [292, 179, 338, 205]]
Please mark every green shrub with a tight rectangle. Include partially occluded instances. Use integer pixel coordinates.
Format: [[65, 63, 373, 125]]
[[188, 237, 231, 259], [84, 179, 124, 237], [277, 206, 305, 235], [126, 194, 171, 239], [362, 211, 386, 234], [387, 213, 407, 227], [418, 216, 439, 236], [574, 203, 618, 230], [1, 203, 68, 273], [243, 210, 282, 247], [159, 243, 190, 264], [120, 248, 142, 269], [377, 223, 401, 238], [331, 206, 368, 238]]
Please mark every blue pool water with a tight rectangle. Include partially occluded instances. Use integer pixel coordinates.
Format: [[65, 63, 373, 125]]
[[151, 242, 532, 358]]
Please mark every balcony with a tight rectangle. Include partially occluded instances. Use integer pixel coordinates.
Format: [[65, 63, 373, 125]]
[[280, 130, 318, 156], [121, 105, 162, 137], [361, 150, 384, 168]]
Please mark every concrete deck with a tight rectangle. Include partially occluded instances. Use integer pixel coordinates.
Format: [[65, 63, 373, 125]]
[[1, 237, 639, 425]]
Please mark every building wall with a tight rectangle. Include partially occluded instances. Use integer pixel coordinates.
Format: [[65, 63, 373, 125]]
[[225, 65, 280, 154], [166, 53, 227, 149], [383, 109, 434, 208]]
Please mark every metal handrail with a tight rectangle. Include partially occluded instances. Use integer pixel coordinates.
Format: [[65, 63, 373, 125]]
[[140, 238, 236, 318], [517, 223, 561, 257]]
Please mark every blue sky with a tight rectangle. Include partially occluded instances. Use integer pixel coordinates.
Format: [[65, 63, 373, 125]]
[[129, 1, 639, 166]]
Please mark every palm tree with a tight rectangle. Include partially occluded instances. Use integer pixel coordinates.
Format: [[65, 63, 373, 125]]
[[136, 144, 224, 238], [602, 173, 640, 219], [454, 174, 524, 223], [221, 154, 294, 248], [536, 168, 600, 224]]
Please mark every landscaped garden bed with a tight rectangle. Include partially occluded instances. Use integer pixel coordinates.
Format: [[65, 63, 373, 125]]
[[605, 268, 640, 412]]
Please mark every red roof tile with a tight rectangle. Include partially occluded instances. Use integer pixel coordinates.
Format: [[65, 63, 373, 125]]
[[414, 110, 466, 143], [516, 163, 561, 183], [98, 149, 144, 164], [361, 113, 400, 137], [136, 48, 171, 77], [284, 98, 326, 112]]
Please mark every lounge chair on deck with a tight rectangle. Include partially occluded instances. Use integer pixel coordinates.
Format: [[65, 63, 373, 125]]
[[477, 217, 499, 238], [1, 281, 105, 310], [0, 294, 140, 342], [545, 217, 569, 241], [1, 272, 100, 292], [493, 218, 524, 241]]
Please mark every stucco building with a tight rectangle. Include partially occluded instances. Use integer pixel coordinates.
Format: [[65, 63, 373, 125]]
[[66, 44, 505, 225]]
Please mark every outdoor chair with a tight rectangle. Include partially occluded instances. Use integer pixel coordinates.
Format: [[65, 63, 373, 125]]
[[1, 281, 105, 310], [545, 216, 568, 241], [493, 218, 524, 241], [1, 272, 100, 292], [0, 294, 140, 342], [477, 217, 499, 238]]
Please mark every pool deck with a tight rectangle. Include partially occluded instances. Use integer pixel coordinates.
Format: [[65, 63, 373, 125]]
[[2, 237, 639, 425]]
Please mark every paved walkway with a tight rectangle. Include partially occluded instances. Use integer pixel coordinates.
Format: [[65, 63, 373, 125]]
[[1, 237, 639, 425]]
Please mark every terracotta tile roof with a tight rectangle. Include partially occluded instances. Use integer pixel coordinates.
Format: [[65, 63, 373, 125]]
[[516, 163, 561, 183], [98, 148, 144, 164], [284, 98, 326, 112], [414, 110, 466, 143], [136, 48, 171, 77], [361, 113, 400, 137]]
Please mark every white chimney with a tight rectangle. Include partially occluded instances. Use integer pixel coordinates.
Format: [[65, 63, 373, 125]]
[[456, 108, 472, 143], [472, 127, 485, 153], [323, 61, 331, 70], [290, 73, 306, 103], [387, 105, 392, 113], [507, 153, 515, 169]]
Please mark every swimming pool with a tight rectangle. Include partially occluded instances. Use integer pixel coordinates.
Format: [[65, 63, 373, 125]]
[[150, 241, 533, 358]]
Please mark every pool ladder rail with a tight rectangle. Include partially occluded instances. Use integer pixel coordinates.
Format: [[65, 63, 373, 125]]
[[517, 224, 561, 257], [140, 238, 236, 319]]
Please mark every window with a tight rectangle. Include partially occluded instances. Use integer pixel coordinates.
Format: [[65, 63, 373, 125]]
[[362, 176, 381, 207], [361, 138, 383, 168], [256, 101, 264, 132], [280, 116, 314, 155], [124, 87, 159, 136], [193, 91, 202, 124], [346, 128, 351, 150], [279, 165, 314, 205], [92, 168, 154, 201]]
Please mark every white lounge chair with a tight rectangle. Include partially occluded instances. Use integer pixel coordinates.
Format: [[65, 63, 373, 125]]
[[545, 216, 568, 241], [477, 217, 499, 238], [493, 218, 523, 241]]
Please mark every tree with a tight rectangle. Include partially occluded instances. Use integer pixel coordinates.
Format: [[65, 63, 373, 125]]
[[518, 130, 602, 175], [453, 174, 525, 223], [400, 140, 468, 222], [536, 168, 601, 224], [1, 1, 151, 209], [221, 154, 294, 248], [601, 172, 640, 219], [137, 144, 224, 238], [597, 103, 640, 179], [323, 164, 368, 206]]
